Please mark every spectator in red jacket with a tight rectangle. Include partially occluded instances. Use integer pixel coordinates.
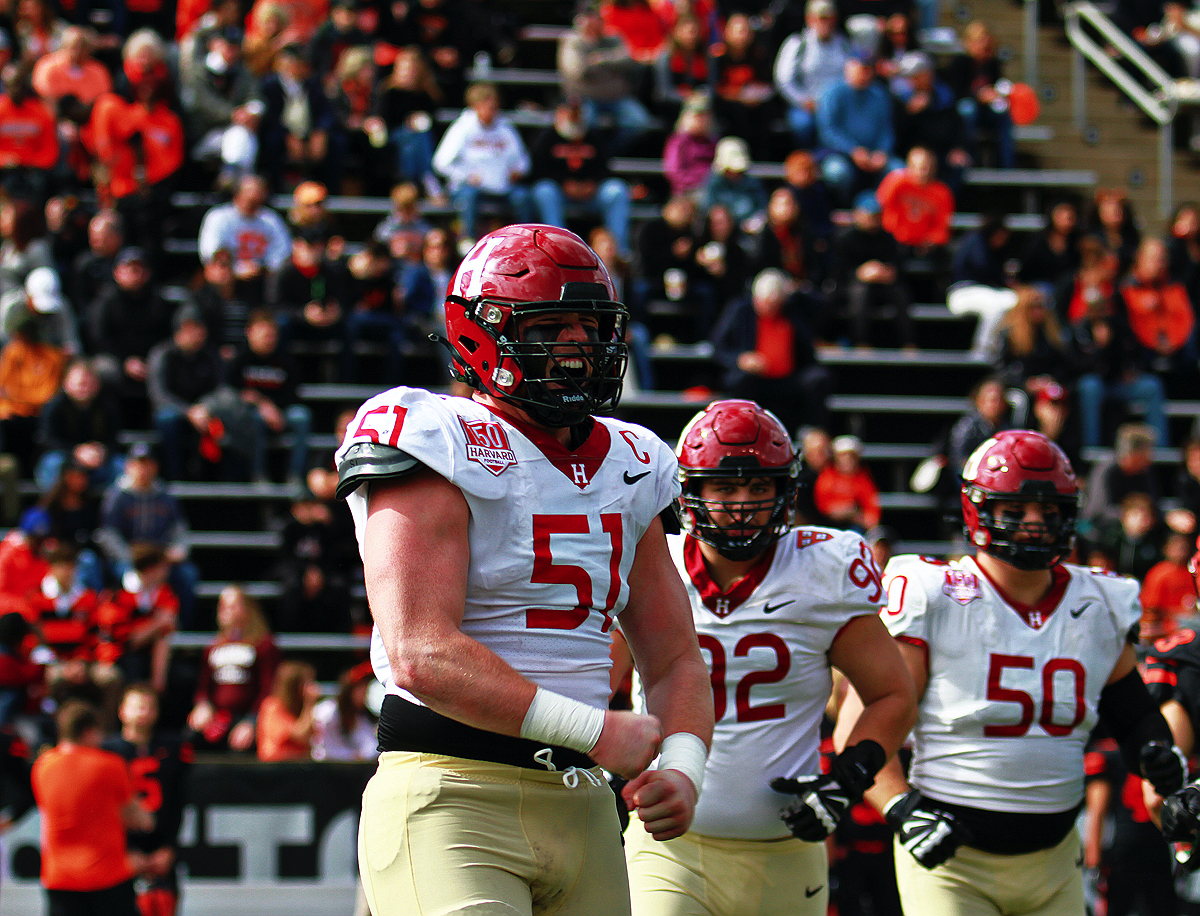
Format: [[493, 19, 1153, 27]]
[[186, 584, 281, 753], [601, 0, 668, 64], [0, 507, 53, 618], [876, 146, 954, 253], [119, 49, 186, 257], [1139, 530, 1197, 643], [813, 434, 881, 532], [1120, 236, 1197, 378], [0, 66, 59, 201]]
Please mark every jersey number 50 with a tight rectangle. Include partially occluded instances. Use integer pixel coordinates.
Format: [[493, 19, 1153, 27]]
[[985, 653, 1086, 737]]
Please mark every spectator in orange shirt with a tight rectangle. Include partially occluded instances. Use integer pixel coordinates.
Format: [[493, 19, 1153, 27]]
[[0, 287, 68, 475], [32, 700, 153, 916], [1120, 237, 1197, 378], [876, 146, 954, 256], [32, 27, 112, 107], [813, 434, 881, 532], [0, 66, 60, 200], [256, 660, 319, 761], [97, 543, 177, 694], [1140, 531, 1198, 644]]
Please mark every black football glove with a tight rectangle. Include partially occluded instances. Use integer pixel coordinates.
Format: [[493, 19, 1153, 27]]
[[770, 740, 885, 842], [885, 790, 965, 869], [1162, 784, 1200, 842], [1141, 742, 1189, 797]]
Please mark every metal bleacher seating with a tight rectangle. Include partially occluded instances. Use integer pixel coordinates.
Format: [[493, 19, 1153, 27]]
[[52, 10, 1197, 652]]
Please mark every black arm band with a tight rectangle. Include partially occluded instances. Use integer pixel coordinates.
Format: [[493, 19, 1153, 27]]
[[832, 739, 887, 798], [1098, 668, 1174, 776], [335, 441, 426, 500]]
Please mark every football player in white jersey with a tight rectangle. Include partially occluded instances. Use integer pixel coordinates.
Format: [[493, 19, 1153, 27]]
[[622, 399, 917, 916], [838, 429, 1186, 916], [335, 225, 714, 916]]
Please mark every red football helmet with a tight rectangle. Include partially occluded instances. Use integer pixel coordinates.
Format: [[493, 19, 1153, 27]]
[[442, 224, 627, 427], [676, 400, 800, 560], [961, 429, 1079, 571]]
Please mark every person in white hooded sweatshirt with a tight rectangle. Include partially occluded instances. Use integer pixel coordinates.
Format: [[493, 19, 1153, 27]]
[[432, 82, 533, 246]]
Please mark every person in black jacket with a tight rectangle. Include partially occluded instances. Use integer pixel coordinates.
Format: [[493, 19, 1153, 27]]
[[146, 306, 224, 481], [224, 309, 312, 484], [269, 228, 345, 353], [833, 196, 914, 349], [69, 211, 123, 351], [257, 44, 336, 192], [528, 100, 633, 259], [1069, 298, 1168, 449], [943, 21, 1014, 168], [710, 267, 832, 434], [633, 195, 717, 342], [88, 247, 174, 404], [35, 357, 123, 492]]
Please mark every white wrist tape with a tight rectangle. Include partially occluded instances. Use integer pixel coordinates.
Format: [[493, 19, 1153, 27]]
[[520, 687, 606, 754], [659, 732, 708, 798]]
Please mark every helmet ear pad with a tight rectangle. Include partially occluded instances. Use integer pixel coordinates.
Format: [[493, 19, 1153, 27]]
[[675, 399, 801, 560], [960, 430, 1079, 570]]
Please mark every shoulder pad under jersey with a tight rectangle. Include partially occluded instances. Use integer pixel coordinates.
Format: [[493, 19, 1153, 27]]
[[335, 441, 425, 500]]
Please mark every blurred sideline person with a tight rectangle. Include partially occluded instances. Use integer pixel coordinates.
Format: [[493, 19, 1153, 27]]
[[620, 399, 916, 916], [33, 700, 155, 916], [103, 684, 193, 916], [839, 430, 1186, 916], [336, 225, 713, 916]]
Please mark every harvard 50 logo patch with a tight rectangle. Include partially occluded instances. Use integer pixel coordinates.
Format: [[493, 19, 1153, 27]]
[[460, 417, 517, 476], [942, 570, 982, 604]]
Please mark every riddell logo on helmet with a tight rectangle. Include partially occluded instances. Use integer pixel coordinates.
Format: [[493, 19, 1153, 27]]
[[460, 418, 517, 476]]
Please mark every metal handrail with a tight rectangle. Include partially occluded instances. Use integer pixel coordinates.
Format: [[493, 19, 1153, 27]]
[[1064, 1, 1181, 215], [1024, 0, 1040, 88]]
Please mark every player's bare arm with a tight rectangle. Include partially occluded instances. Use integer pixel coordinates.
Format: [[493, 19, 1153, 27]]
[[849, 638, 927, 815], [829, 614, 917, 761], [618, 516, 714, 840], [365, 469, 542, 736]]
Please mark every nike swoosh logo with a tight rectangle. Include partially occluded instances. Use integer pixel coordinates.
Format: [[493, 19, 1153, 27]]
[[1070, 601, 1095, 619], [764, 600, 794, 614], [623, 470, 651, 484], [805, 886, 824, 898]]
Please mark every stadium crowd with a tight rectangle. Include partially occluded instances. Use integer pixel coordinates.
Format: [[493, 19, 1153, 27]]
[[0, 0, 1198, 911]]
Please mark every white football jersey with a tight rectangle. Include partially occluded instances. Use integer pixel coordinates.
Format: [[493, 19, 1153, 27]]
[[656, 526, 884, 840], [336, 387, 680, 711], [882, 554, 1140, 813]]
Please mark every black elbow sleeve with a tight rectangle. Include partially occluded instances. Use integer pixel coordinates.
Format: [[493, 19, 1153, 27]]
[[1098, 668, 1173, 776]]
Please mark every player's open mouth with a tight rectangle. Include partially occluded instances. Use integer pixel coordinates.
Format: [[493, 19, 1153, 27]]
[[549, 357, 592, 381]]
